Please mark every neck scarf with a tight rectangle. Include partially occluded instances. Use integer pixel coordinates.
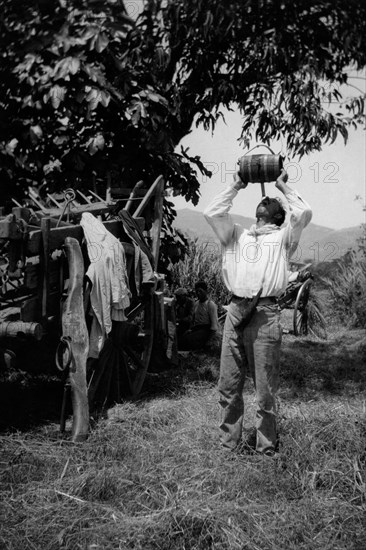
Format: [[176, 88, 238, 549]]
[[247, 223, 281, 238]]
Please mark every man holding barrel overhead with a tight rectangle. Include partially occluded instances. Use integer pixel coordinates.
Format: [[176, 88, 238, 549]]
[[204, 166, 312, 457]]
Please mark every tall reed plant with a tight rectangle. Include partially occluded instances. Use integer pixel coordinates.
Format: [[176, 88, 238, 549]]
[[325, 233, 366, 328], [169, 239, 231, 314]]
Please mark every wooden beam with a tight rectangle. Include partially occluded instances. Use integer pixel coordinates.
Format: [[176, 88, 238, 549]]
[[26, 218, 145, 256], [125, 180, 144, 212], [133, 175, 164, 218], [20, 292, 59, 323], [30, 201, 113, 221], [0, 217, 24, 239], [40, 217, 51, 321], [24, 259, 61, 290], [150, 177, 165, 266], [110, 187, 148, 198], [62, 237, 89, 442]]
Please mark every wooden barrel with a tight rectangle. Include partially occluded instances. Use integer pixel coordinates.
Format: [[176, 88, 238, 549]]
[[238, 154, 283, 183]]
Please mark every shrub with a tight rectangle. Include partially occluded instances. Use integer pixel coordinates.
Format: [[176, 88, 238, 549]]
[[325, 226, 366, 328]]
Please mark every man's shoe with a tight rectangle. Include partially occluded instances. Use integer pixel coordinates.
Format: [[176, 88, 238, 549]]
[[263, 449, 279, 458], [235, 427, 257, 455], [241, 430, 280, 456], [232, 429, 280, 457]]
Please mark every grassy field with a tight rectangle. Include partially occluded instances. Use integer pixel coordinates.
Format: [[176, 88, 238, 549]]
[[1, 318, 366, 549]]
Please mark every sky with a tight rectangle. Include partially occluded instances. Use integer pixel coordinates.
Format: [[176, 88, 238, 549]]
[[170, 107, 366, 231], [124, 0, 365, 230]]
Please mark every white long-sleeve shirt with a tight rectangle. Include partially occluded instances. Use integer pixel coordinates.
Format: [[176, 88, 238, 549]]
[[203, 185, 312, 298], [80, 213, 131, 357]]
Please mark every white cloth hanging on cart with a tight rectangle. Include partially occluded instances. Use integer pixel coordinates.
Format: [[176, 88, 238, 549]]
[[80, 213, 131, 358]]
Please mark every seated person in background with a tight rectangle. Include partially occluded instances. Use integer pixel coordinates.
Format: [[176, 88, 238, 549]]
[[175, 288, 195, 341], [178, 281, 219, 351]]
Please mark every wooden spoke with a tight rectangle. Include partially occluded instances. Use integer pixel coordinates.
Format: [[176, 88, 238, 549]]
[[118, 289, 154, 397], [293, 279, 312, 336], [126, 301, 145, 321], [122, 347, 146, 373]]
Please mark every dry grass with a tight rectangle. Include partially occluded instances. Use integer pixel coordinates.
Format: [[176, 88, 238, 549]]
[[1, 322, 366, 550]]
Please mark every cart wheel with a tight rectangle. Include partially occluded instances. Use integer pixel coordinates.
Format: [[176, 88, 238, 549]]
[[118, 288, 154, 397], [87, 288, 154, 410], [293, 278, 312, 336]]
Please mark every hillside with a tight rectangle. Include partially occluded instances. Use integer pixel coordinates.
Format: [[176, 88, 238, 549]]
[[173, 208, 363, 262]]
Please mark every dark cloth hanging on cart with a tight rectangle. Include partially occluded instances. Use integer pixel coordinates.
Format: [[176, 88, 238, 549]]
[[115, 209, 155, 294], [116, 210, 155, 269]]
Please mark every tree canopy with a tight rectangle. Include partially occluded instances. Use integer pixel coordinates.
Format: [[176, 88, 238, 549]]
[[0, 0, 365, 207]]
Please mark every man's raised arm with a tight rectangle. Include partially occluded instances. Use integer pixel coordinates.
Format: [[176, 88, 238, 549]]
[[204, 173, 247, 246], [275, 170, 312, 255]]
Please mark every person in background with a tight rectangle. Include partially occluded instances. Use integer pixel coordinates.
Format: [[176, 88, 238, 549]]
[[178, 281, 219, 351], [175, 288, 195, 344], [204, 169, 312, 457]]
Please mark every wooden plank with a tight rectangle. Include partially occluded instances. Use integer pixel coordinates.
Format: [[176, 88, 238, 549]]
[[62, 237, 89, 442], [25, 246, 134, 291], [134, 175, 164, 218], [20, 296, 39, 322], [24, 259, 61, 290], [40, 217, 51, 320], [149, 177, 165, 266], [27, 224, 84, 255], [20, 292, 60, 322], [29, 201, 112, 221], [11, 207, 34, 224], [0, 218, 24, 239], [26, 218, 145, 255], [164, 297, 178, 365], [111, 187, 148, 198], [125, 180, 144, 212]]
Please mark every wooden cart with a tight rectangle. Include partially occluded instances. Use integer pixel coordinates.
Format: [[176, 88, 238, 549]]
[[0, 176, 177, 440]]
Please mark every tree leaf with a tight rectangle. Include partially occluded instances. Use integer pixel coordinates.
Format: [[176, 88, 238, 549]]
[[100, 90, 111, 107], [68, 57, 81, 75], [87, 134, 105, 155], [86, 87, 102, 110], [95, 32, 109, 53], [50, 85, 66, 108]]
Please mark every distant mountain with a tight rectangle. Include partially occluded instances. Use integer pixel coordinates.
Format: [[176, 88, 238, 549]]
[[311, 226, 364, 262], [173, 208, 363, 262]]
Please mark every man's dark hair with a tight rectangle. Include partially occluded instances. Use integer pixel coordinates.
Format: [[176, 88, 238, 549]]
[[195, 280, 208, 292], [259, 197, 286, 227]]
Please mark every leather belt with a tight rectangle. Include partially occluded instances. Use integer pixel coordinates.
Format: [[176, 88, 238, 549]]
[[231, 295, 278, 304]]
